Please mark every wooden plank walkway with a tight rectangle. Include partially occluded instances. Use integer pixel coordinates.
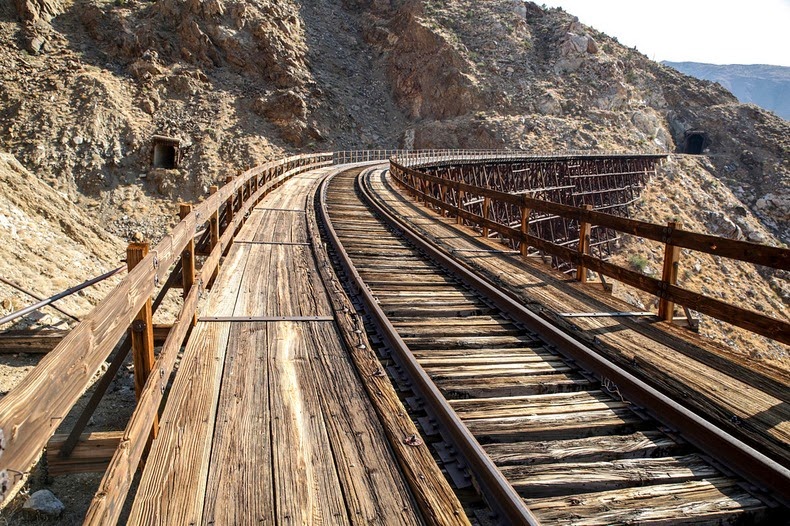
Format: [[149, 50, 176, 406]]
[[128, 169, 425, 525], [368, 167, 790, 469]]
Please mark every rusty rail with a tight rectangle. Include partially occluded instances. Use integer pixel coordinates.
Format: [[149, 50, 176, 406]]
[[355, 166, 790, 508]]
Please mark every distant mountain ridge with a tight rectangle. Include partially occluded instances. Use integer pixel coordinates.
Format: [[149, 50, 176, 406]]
[[663, 61, 790, 120]]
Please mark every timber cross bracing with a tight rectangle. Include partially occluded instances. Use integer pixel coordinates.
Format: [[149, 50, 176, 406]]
[[0, 150, 787, 525]]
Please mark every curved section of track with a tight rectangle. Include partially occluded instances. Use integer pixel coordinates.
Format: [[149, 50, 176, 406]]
[[319, 165, 784, 525]]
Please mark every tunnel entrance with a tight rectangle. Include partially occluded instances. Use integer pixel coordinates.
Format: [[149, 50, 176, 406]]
[[151, 135, 180, 169], [681, 130, 708, 155]]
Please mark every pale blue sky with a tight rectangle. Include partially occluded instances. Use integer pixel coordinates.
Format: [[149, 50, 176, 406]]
[[540, 0, 790, 66]]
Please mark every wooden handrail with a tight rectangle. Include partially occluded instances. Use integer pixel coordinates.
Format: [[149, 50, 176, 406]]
[[0, 153, 332, 507], [394, 162, 787, 270], [390, 158, 790, 345]]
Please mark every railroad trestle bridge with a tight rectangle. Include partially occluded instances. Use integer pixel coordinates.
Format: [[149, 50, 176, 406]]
[[0, 150, 787, 525]]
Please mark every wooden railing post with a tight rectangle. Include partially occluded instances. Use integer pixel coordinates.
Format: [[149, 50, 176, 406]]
[[576, 204, 593, 283], [658, 221, 683, 321], [179, 204, 198, 326], [126, 243, 158, 441], [209, 185, 220, 284], [225, 175, 234, 229], [457, 190, 465, 225], [520, 204, 531, 258], [482, 197, 490, 237]]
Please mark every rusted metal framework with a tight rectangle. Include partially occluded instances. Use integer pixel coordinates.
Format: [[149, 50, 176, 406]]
[[413, 155, 661, 273]]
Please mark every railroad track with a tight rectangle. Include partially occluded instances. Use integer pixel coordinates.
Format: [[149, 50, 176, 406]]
[[318, 166, 786, 525]]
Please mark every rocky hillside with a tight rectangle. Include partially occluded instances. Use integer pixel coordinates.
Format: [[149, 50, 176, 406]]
[[0, 151, 124, 325], [0, 0, 787, 357], [663, 61, 790, 121]]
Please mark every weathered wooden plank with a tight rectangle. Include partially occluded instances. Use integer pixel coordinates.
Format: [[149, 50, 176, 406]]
[[403, 335, 542, 350], [484, 431, 685, 465], [126, 321, 231, 525], [450, 391, 626, 418], [463, 408, 647, 441], [435, 373, 594, 398], [526, 477, 766, 525], [202, 323, 273, 525], [425, 361, 572, 379], [268, 321, 349, 524], [0, 329, 69, 353], [501, 454, 719, 498], [46, 431, 123, 476], [304, 321, 425, 524]]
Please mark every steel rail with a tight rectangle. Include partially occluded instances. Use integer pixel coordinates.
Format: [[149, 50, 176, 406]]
[[0, 267, 125, 327], [0, 276, 81, 323], [318, 167, 541, 526], [359, 167, 790, 508]]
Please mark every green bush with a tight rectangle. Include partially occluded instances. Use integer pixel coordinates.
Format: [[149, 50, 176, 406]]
[[628, 254, 648, 272]]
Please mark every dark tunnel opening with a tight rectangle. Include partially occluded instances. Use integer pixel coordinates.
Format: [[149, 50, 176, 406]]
[[153, 143, 177, 169], [685, 133, 705, 155]]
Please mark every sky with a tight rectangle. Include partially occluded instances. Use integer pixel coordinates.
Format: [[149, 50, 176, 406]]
[[539, 0, 790, 67]]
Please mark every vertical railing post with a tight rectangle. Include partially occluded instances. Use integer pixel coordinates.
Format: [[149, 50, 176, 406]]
[[658, 221, 683, 321], [520, 202, 531, 258], [179, 204, 198, 326], [482, 197, 490, 237], [576, 205, 593, 283], [126, 242, 158, 445], [225, 176, 235, 229], [457, 189, 465, 225], [209, 186, 220, 284]]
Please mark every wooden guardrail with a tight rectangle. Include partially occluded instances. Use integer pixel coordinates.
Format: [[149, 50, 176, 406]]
[[390, 156, 790, 345], [0, 153, 332, 514]]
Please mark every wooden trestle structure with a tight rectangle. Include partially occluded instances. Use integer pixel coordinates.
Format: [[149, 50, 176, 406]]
[[390, 153, 789, 342], [412, 156, 660, 272], [0, 150, 787, 525]]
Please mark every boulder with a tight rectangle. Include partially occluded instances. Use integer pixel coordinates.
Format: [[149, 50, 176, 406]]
[[23, 489, 64, 517], [13, 0, 63, 24], [756, 193, 790, 221], [252, 90, 307, 123], [705, 211, 743, 240]]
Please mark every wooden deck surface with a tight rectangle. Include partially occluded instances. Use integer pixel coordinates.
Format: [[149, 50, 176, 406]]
[[369, 167, 790, 469], [128, 170, 425, 525]]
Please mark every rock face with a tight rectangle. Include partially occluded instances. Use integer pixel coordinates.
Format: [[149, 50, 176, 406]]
[[22, 489, 65, 517], [0, 151, 123, 321], [365, 5, 483, 120], [12, 0, 64, 53]]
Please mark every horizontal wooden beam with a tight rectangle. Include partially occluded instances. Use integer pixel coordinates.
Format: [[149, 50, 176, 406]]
[[46, 431, 123, 476], [0, 326, 174, 354]]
